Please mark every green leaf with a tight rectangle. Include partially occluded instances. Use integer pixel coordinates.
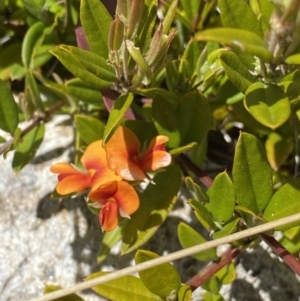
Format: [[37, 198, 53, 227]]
[[22, 21, 45, 69], [86, 272, 162, 301], [25, 69, 44, 112], [44, 285, 84, 301], [135, 250, 181, 297], [265, 132, 293, 170], [12, 124, 45, 172], [180, 0, 199, 23], [80, 0, 112, 58], [178, 284, 192, 301], [208, 171, 235, 223], [203, 291, 224, 301], [169, 142, 197, 156], [195, 28, 272, 62], [215, 262, 236, 284], [218, 0, 263, 37], [50, 45, 117, 88], [74, 115, 105, 145], [103, 92, 134, 144], [212, 218, 240, 239], [232, 132, 273, 214], [178, 222, 218, 261], [189, 199, 218, 232], [175, 91, 210, 145], [0, 80, 19, 133], [244, 82, 291, 130], [152, 94, 180, 148], [121, 164, 181, 254], [264, 179, 300, 231], [202, 275, 222, 294], [137, 0, 158, 53], [285, 53, 300, 65], [218, 51, 255, 93], [231, 101, 271, 135], [185, 177, 209, 203], [97, 220, 126, 263], [65, 79, 103, 106]]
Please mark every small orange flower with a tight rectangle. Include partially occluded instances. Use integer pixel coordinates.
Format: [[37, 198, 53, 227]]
[[88, 181, 139, 231], [105, 126, 171, 181], [50, 140, 121, 195]]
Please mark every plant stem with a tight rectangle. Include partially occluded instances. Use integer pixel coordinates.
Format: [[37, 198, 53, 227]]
[[186, 247, 242, 291], [259, 233, 300, 276]]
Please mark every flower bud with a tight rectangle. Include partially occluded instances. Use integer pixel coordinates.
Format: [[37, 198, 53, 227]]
[[127, 0, 144, 39], [108, 18, 125, 51]]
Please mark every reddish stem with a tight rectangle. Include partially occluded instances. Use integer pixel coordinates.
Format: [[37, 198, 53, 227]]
[[259, 233, 300, 276], [186, 247, 242, 291]]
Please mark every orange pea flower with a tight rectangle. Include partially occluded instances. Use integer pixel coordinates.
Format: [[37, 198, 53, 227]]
[[50, 140, 121, 195], [105, 126, 171, 181], [88, 181, 139, 231]]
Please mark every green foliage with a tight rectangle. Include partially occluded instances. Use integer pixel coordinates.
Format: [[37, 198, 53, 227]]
[[3, 0, 300, 299], [135, 250, 181, 297], [0, 80, 19, 133]]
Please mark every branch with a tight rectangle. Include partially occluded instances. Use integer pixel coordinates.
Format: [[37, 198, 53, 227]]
[[259, 233, 300, 276], [27, 212, 300, 301], [186, 247, 242, 291]]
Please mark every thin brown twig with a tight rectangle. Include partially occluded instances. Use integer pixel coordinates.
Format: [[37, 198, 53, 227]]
[[259, 233, 300, 276], [186, 247, 242, 291]]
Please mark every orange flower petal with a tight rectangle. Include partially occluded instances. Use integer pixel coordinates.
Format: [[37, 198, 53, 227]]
[[105, 126, 140, 157], [81, 140, 108, 170], [80, 140, 121, 189], [140, 150, 172, 171], [50, 163, 83, 175], [100, 201, 119, 231], [56, 174, 91, 195], [114, 181, 139, 216], [106, 153, 147, 181], [144, 135, 169, 155], [88, 181, 118, 202]]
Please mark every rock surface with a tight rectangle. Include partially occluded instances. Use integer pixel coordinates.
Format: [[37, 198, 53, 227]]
[[1, 116, 300, 301]]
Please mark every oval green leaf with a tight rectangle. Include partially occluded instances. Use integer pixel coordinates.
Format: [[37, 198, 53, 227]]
[[135, 250, 181, 297], [22, 21, 45, 69], [265, 132, 293, 170], [152, 94, 180, 148], [208, 171, 235, 223], [175, 91, 210, 145], [189, 199, 218, 232], [80, 0, 112, 58], [75, 115, 105, 145], [244, 82, 291, 129], [86, 272, 162, 301], [212, 218, 240, 239], [121, 164, 181, 254], [218, 51, 255, 93], [12, 124, 45, 172], [264, 178, 300, 231], [0, 80, 19, 133], [195, 28, 272, 62], [50, 45, 116, 88], [218, 0, 263, 37], [178, 222, 218, 261], [232, 132, 273, 214]]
